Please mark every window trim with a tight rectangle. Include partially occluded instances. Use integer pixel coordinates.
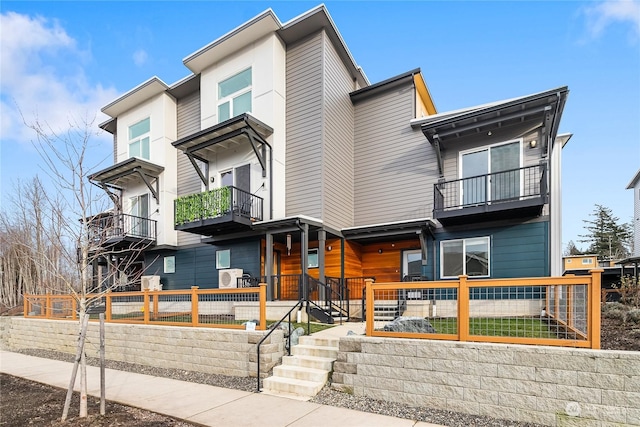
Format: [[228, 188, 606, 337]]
[[216, 249, 231, 270], [217, 67, 252, 123], [128, 117, 150, 160], [307, 248, 319, 269], [164, 256, 175, 274], [440, 236, 490, 279]]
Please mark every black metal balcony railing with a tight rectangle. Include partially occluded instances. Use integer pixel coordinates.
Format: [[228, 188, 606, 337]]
[[174, 186, 263, 227], [88, 213, 157, 244], [434, 164, 547, 213]]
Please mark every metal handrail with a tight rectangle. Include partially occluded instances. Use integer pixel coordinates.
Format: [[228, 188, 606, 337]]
[[256, 301, 303, 392]]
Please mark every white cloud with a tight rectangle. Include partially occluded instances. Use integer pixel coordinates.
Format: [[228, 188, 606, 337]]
[[0, 12, 119, 144], [132, 49, 148, 67], [584, 0, 640, 40]]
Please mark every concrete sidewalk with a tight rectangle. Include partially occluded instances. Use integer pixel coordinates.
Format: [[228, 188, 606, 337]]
[[0, 350, 443, 427]]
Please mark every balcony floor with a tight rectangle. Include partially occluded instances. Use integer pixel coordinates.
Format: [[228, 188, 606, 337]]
[[175, 212, 254, 236], [434, 196, 545, 226]]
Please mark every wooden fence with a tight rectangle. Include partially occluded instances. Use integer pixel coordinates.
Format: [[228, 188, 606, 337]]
[[365, 270, 602, 349], [24, 284, 267, 330]]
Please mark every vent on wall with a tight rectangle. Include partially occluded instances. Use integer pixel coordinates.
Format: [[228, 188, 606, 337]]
[[219, 269, 243, 289]]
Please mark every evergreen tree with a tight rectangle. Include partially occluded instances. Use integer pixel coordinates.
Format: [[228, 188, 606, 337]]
[[579, 204, 632, 260], [563, 240, 583, 256]]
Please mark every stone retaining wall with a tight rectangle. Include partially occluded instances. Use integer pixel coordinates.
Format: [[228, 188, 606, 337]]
[[332, 336, 640, 426], [0, 317, 284, 378]]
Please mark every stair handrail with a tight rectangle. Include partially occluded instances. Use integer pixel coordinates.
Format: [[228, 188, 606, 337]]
[[256, 301, 304, 392]]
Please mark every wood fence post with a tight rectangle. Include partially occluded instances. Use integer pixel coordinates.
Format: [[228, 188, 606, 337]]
[[259, 283, 267, 330], [458, 275, 469, 342], [143, 290, 150, 324], [365, 279, 374, 336], [589, 269, 603, 350], [191, 286, 199, 327]]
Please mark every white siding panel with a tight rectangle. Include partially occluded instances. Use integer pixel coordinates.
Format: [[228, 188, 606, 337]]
[[353, 83, 439, 225], [285, 32, 324, 219]]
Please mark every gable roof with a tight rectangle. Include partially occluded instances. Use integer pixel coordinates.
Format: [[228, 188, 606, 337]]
[[627, 169, 640, 189]]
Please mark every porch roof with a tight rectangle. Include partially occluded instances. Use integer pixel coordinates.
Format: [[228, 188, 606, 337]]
[[342, 218, 436, 241], [89, 157, 164, 202], [172, 113, 272, 183], [253, 215, 342, 238], [412, 87, 569, 176]]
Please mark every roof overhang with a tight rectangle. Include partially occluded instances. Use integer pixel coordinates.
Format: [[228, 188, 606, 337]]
[[342, 218, 436, 241], [252, 215, 342, 239], [183, 10, 281, 74], [172, 113, 273, 184], [278, 5, 368, 87], [626, 169, 640, 189], [101, 77, 170, 118], [89, 157, 164, 202], [412, 87, 569, 176]]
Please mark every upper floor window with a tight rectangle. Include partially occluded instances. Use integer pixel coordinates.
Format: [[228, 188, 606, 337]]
[[460, 140, 521, 205], [129, 118, 150, 159], [218, 68, 252, 122], [582, 258, 593, 265], [440, 237, 490, 279]]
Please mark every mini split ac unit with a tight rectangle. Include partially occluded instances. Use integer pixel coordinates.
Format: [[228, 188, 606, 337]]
[[219, 268, 243, 289], [141, 275, 162, 291]]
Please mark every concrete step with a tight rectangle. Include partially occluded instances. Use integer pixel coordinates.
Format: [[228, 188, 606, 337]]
[[298, 336, 338, 348], [272, 364, 329, 383], [281, 354, 334, 371], [262, 375, 325, 397], [291, 344, 338, 359]]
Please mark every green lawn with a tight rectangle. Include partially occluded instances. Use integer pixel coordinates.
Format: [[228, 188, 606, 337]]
[[429, 317, 557, 338]]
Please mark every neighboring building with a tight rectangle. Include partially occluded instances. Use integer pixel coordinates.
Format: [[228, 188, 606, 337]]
[[88, 5, 570, 314], [627, 169, 640, 257], [563, 254, 598, 272]]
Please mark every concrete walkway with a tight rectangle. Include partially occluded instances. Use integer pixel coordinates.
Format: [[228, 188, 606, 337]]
[[0, 349, 444, 427]]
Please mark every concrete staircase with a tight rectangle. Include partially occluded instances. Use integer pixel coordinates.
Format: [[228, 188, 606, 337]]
[[262, 335, 338, 400]]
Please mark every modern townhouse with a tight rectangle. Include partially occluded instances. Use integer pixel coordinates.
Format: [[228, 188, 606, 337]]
[[89, 5, 570, 322]]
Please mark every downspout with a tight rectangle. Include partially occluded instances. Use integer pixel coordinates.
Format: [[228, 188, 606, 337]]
[[270, 145, 273, 220]]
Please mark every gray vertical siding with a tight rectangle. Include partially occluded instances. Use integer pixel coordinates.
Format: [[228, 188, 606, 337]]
[[353, 82, 439, 225], [285, 32, 324, 219], [321, 31, 355, 229], [176, 90, 202, 246], [441, 126, 544, 182]]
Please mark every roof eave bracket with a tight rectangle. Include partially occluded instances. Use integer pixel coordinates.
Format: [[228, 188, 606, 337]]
[[133, 168, 160, 203]]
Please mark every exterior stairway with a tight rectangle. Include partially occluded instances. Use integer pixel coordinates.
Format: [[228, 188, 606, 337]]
[[262, 335, 338, 400]]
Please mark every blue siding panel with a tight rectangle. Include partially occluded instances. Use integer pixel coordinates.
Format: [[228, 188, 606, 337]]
[[144, 239, 261, 290], [435, 221, 549, 279]]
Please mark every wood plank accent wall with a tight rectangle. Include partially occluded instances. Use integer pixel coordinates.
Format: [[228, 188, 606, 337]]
[[361, 239, 421, 283], [260, 238, 419, 283]]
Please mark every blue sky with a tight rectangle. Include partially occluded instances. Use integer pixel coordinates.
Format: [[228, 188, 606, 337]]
[[1, 1, 639, 251]]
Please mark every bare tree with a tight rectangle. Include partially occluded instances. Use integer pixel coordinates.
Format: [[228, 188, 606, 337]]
[[19, 113, 155, 420]]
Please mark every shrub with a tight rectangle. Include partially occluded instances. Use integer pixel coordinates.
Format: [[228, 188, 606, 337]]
[[611, 276, 640, 308]]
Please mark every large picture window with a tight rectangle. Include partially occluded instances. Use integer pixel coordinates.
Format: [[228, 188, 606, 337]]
[[129, 118, 150, 159], [440, 237, 490, 278], [218, 68, 252, 122]]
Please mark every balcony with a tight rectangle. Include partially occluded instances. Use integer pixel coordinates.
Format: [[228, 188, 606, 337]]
[[434, 164, 547, 225], [88, 213, 157, 250], [174, 186, 263, 236]]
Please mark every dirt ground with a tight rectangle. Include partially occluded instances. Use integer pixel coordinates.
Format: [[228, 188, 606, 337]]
[[0, 373, 197, 427], [2, 306, 638, 426]]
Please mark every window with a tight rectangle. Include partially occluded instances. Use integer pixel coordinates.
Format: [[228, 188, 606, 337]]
[[440, 237, 490, 278], [308, 249, 319, 268], [582, 258, 593, 265], [216, 249, 230, 269], [218, 68, 252, 122], [129, 118, 150, 159], [460, 140, 521, 205], [402, 249, 423, 279], [164, 256, 175, 274]]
